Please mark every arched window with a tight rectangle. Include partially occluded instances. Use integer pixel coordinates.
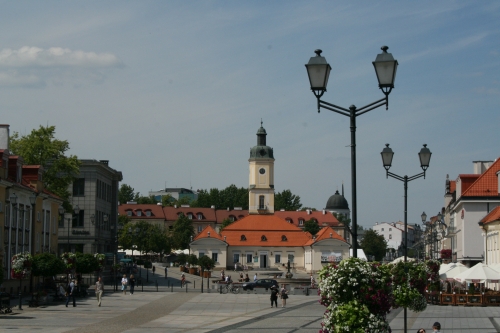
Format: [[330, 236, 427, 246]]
[[298, 219, 304, 226], [240, 235, 246, 241], [281, 235, 287, 241], [286, 219, 292, 224], [259, 195, 265, 209], [261, 235, 267, 241]]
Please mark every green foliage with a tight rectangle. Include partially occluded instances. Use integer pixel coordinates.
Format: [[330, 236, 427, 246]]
[[218, 218, 234, 234], [118, 184, 135, 205], [172, 213, 195, 250], [119, 221, 171, 256], [75, 253, 100, 274], [176, 253, 187, 265], [192, 185, 248, 209], [186, 254, 198, 267], [32, 253, 66, 278], [300, 207, 317, 211], [332, 212, 351, 229], [275, 189, 302, 211], [9, 125, 80, 206], [143, 261, 152, 269], [118, 214, 131, 227], [147, 224, 171, 255], [133, 194, 158, 204], [359, 229, 387, 261], [303, 219, 320, 235], [198, 255, 215, 271]]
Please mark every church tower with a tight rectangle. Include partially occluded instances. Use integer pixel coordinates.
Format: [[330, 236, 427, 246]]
[[248, 121, 275, 215]]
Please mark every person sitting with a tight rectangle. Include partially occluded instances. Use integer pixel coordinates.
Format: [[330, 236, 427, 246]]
[[245, 274, 250, 282], [239, 272, 244, 282]]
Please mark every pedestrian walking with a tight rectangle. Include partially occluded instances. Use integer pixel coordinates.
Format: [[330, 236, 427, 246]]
[[253, 273, 257, 282], [152, 265, 156, 275], [66, 280, 76, 307], [270, 285, 278, 308], [121, 274, 128, 295], [129, 274, 136, 295], [95, 277, 104, 307], [432, 322, 441, 332], [280, 284, 288, 308], [164, 266, 167, 278]]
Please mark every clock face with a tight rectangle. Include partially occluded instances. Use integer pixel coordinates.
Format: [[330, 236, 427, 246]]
[[259, 168, 266, 175]]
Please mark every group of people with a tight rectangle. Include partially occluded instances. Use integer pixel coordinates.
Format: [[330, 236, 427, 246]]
[[270, 284, 289, 308], [417, 322, 441, 333], [120, 274, 137, 295], [238, 272, 251, 282]]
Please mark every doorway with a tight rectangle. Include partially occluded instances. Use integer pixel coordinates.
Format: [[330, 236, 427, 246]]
[[260, 255, 267, 268]]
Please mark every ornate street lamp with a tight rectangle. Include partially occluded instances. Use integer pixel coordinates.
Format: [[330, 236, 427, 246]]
[[380, 144, 431, 333], [306, 47, 398, 258]]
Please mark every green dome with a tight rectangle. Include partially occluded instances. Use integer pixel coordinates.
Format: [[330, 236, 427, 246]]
[[326, 190, 349, 210], [250, 145, 274, 159]]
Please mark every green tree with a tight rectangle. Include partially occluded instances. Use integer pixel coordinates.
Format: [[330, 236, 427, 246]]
[[198, 255, 215, 272], [118, 214, 131, 227], [172, 213, 195, 250], [192, 185, 248, 209], [10, 125, 80, 208], [75, 253, 100, 274], [303, 219, 321, 236], [32, 253, 66, 279], [275, 189, 302, 211], [359, 230, 387, 261], [300, 207, 317, 211], [218, 218, 234, 234], [147, 224, 171, 258], [162, 194, 175, 206], [133, 194, 158, 204], [176, 253, 187, 266], [332, 212, 351, 229], [118, 184, 135, 205], [186, 254, 198, 267]]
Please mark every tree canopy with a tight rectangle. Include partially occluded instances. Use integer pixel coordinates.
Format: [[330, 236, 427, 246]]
[[118, 184, 135, 205], [218, 218, 234, 234], [10, 125, 80, 208], [303, 219, 320, 236], [360, 229, 387, 261], [275, 189, 302, 211], [172, 213, 195, 250], [192, 184, 248, 209], [32, 253, 66, 278]]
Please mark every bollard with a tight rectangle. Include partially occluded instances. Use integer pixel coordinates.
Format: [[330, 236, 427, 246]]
[[201, 281, 203, 293], [167, 280, 169, 288], [194, 281, 195, 289], [220, 285, 222, 294], [186, 283, 188, 293], [155, 280, 158, 292], [171, 284, 173, 293], [141, 280, 144, 292]]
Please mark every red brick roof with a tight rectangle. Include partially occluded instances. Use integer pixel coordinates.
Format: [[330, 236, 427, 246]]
[[480, 206, 500, 224], [216, 209, 248, 222], [461, 159, 500, 197], [119, 204, 165, 219], [163, 206, 217, 221]]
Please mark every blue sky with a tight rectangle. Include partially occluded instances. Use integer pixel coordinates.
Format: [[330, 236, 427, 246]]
[[0, 1, 499, 228]]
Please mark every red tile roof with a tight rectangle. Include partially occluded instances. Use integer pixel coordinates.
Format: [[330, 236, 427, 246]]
[[163, 206, 217, 221], [193, 225, 224, 241], [119, 204, 165, 219], [305, 226, 346, 246], [216, 209, 249, 222], [274, 210, 340, 228], [461, 159, 500, 197], [450, 180, 456, 194], [480, 206, 500, 224]]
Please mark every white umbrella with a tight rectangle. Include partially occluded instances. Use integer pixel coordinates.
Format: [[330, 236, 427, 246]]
[[390, 256, 415, 264], [439, 263, 454, 275], [454, 263, 500, 283], [440, 265, 469, 280], [489, 263, 500, 272]]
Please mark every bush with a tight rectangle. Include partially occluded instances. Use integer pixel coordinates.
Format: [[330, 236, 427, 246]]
[[144, 261, 152, 269]]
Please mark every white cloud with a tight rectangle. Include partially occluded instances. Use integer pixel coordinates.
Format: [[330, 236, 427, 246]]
[[0, 46, 123, 68]]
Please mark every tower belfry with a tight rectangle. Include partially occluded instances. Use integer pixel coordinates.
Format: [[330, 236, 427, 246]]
[[248, 121, 275, 214]]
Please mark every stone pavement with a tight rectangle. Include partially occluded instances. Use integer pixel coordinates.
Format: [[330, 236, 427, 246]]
[[1, 267, 500, 332]]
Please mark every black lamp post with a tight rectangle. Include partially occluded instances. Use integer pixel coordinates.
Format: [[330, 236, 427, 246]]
[[10, 194, 23, 310], [306, 46, 398, 257], [381, 144, 431, 333], [28, 194, 36, 293]]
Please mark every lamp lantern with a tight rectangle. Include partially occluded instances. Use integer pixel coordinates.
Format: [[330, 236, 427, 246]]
[[372, 46, 398, 95], [421, 211, 427, 223], [381, 144, 394, 171], [305, 49, 331, 99], [419, 144, 432, 171]]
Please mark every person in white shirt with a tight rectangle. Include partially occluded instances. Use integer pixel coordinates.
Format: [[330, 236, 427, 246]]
[[121, 274, 128, 295], [254, 273, 257, 282]]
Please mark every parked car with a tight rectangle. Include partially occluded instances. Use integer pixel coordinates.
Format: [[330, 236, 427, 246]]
[[242, 279, 278, 291]]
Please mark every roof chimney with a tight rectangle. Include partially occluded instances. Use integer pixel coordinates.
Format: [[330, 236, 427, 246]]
[[207, 231, 210, 237], [227, 207, 230, 211], [0, 124, 9, 150], [330, 233, 332, 238], [322, 209, 326, 215], [307, 209, 310, 215], [211, 205, 215, 209], [224, 236, 227, 242]]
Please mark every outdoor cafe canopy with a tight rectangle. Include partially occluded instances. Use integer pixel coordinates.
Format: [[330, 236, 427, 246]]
[[454, 263, 500, 284]]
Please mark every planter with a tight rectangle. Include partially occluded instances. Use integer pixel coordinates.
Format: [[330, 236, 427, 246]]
[[440, 293, 454, 305], [180, 266, 184, 272], [456, 294, 467, 305], [203, 271, 211, 278], [485, 295, 500, 306], [188, 267, 197, 275], [467, 294, 482, 306]]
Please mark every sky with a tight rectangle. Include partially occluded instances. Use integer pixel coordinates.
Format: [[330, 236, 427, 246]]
[[0, 1, 499, 229]]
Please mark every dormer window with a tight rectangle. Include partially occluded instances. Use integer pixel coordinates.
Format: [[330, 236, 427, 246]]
[[146, 211, 151, 217], [299, 219, 304, 226], [137, 211, 142, 217], [187, 213, 193, 219], [281, 235, 287, 241], [126, 211, 132, 216], [230, 216, 236, 222], [241, 235, 246, 241], [286, 219, 292, 224], [197, 213, 203, 220], [261, 235, 267, 241]]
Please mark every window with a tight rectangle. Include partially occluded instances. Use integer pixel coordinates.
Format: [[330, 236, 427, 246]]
[[240, 235, 246, 241], [197, 213, 203, 220], [212, 253, 218, 262], [146, 211, 151, 217], [299, 219, 304, 226], [72, 210, 84, 228], [58, 213, 65, 227], [73, 178, 85, 196], [259, 195, 265, 209], [230, 216, 235, 222], [246, 253, 252, 263], [233, 253, 240, 263], [188, 213, 193, 219], [137, 211, 142, 217], [286, 219, 292, 224], [389, 228, 392, 231], [281, 235, 287, 241], [389, 234, 392, 239], [275, 254, 281, 263], [381, 228, 384, 231], [126, 211, 132, 216], [198, 225, 203, 233], [287, 254, 294, 263], [261, 235, 267, 241], [199, 252, 205, 258]]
